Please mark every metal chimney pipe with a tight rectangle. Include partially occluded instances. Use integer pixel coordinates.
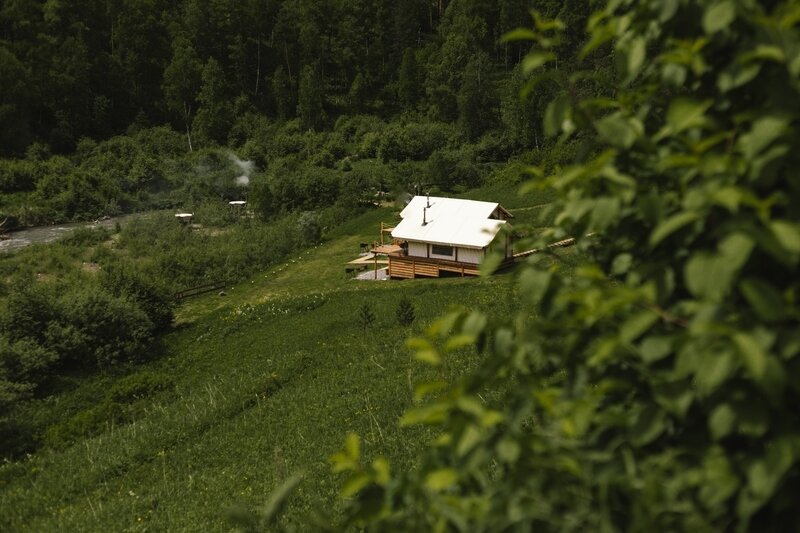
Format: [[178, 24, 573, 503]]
[[423, 207, 427, 225]]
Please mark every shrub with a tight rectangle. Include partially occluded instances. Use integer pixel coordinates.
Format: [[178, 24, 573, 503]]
[[296, 211, 322, 245], [50, 287, 154, 370], [0, 282, 58, 344], [100, 264, 174, 332], [62, 227, 110, 247], [378, 122, 455, 162], [427, 149, 481, 191], [0, 337, 58, 387], [0, 159, 37, 193]]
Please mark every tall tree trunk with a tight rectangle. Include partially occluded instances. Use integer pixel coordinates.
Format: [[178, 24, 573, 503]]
[[255, 37, 261, 95], [183, 102, 193, 152]]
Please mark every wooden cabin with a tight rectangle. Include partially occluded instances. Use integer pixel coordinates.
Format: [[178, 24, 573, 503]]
[[387, 196, 514, 279]]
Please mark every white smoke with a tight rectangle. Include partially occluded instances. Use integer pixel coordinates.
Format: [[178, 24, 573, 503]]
[[228, 152, 255, 187]]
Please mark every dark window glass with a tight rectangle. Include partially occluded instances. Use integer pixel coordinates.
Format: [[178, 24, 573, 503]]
[[431, 244, 454, 256]]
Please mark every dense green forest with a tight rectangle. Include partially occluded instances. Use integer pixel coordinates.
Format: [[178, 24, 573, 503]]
[[1, 0, 590, 228], [2, 0, 800, 531], [0, 0, 584, 155]]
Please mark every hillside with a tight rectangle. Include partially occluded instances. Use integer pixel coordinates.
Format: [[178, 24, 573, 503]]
[[0, 200, 552, 530]]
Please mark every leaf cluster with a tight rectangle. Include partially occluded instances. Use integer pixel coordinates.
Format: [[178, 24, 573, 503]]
[[329, 1, 800, 530]]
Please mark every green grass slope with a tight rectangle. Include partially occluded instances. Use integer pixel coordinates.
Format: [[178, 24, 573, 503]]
[[0, 206, 521, 531]]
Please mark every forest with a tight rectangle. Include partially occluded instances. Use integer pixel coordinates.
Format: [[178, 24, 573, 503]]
[[0, 0, 584, 155], [1, 0, 589, 227], [2, 0, 800, 531]]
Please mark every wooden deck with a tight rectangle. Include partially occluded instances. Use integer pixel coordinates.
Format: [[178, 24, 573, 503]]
[[387, 254, 513, 279]]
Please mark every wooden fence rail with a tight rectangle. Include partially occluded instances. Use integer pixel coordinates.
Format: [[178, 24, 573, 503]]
[[513, 237, 579, 259], [174, 280, 227, 301]]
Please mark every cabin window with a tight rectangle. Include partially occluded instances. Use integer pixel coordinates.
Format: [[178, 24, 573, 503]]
[[431, 244, 454, 257]]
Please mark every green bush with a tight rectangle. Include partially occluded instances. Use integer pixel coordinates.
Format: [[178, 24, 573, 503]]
[[0, 159, 37, 193], [62, 227, 110, 247], [296, 211, 322, 245], [50, 287, 154, 370], [0, 282, 58, 344], [427, 149, 481, 191], [378, 121, 455, 162], [100, 264, 175, 332]]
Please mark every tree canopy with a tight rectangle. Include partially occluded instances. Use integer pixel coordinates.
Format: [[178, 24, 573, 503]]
[[0, 0, 562, 156]]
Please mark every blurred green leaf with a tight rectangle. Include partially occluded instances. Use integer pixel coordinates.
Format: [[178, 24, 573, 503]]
[[770, 220, 800, 257], [444, 334, 476, 352], [341, 473, 371, 498], [497, 438, 521, 463], [685, 234, 754, 301], [738, 116, 788, 160], [400, 403, 450, 426], [620, 36, 646, 83], [479, 252, 504, 277], [522, 51, 556, 74], [709, 403, 736, 440], [457, 424, 482, 457], [595, 112, 640, 149], [414, 381, 448, 402], [649, 211, 698, 247], [519, 268, 552, 305], [619, 310, 659, 344], [544, 95, 570, 137], [700, 447, 739, 507], [425, 468, 458, 491], [414, 348, 441, 366], [740, 278, 786, 322], [694, 351, 738, 395], [703, 1, 736, 34], [734, 332, 767, 382], [631, 404, 666, 446], [501, 28, 537, 42], [665, 98, 712, 135], [262, 473, 303, 525], [372, 458, 390, 486]]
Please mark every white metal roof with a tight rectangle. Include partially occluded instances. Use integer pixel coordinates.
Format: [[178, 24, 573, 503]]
[[391, 196, 510, 249]]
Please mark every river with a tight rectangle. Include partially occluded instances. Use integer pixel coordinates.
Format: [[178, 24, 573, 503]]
[[0, 215, 138, 253]]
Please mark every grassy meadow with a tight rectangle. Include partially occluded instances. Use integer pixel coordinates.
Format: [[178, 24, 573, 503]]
[[0, 182, 554, 530]]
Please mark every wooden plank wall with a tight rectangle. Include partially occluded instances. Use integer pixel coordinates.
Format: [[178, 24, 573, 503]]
[[388, 256, 481, 279]]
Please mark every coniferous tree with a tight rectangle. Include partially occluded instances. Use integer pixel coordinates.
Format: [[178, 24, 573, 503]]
[[163, 36, 202, 151], [192, 57, 232, 145], [0, 46, 32, 156], [297, 64, 324, 130], [501, 64, 543, 149], [272, 66, 294, 120], [348, 72, 368, 113], [458, 52, 494, 140], [397, 48, 421, 112], [396, 297, 415, 327]]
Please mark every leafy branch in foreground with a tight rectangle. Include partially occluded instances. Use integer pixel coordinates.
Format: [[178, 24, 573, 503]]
[[324, 1, 800, 531]]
